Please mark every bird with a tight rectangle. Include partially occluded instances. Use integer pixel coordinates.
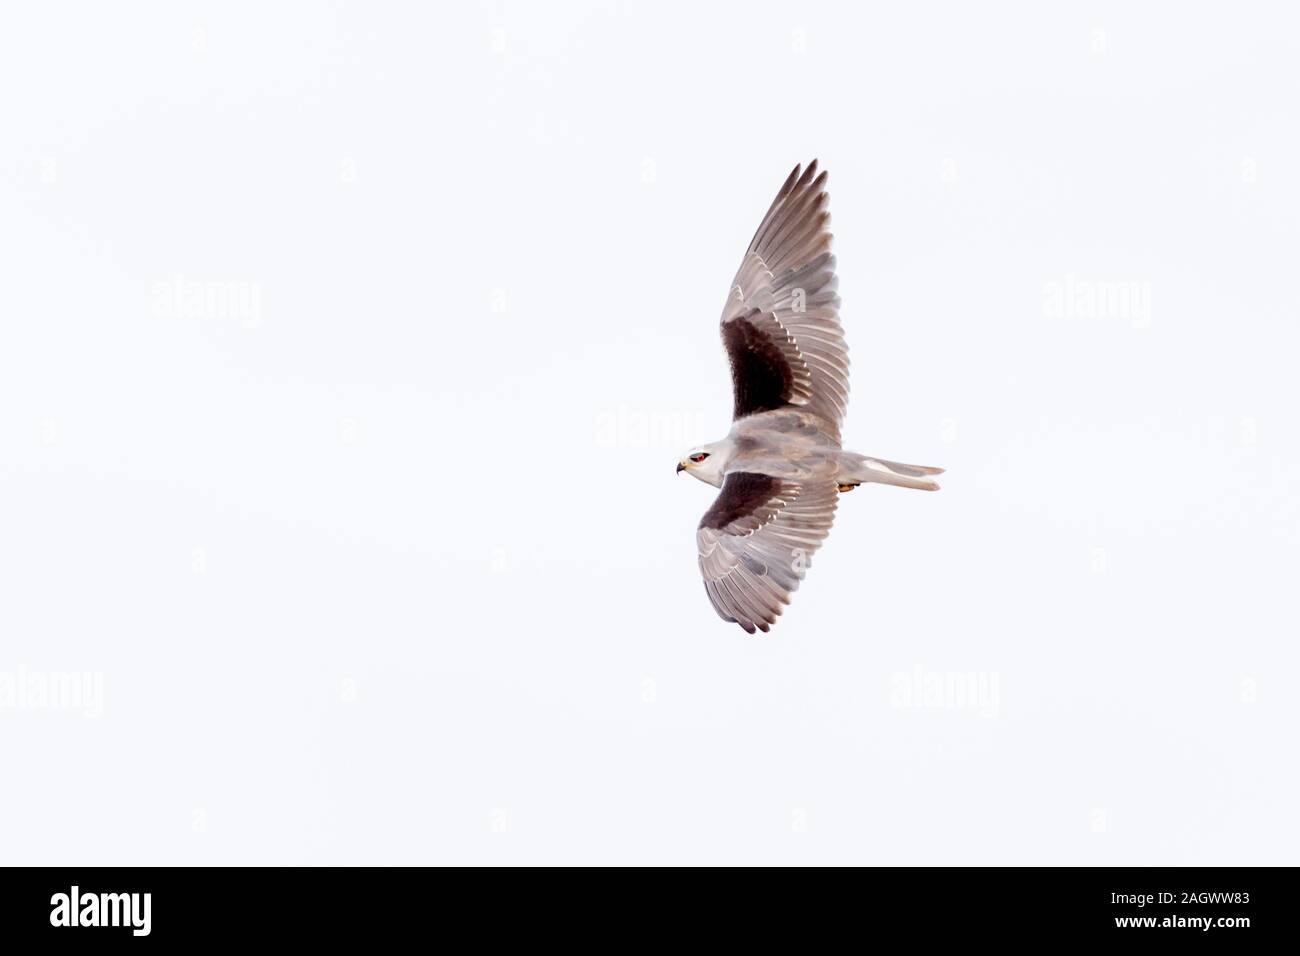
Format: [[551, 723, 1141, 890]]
[[678, 160, 943, 634]]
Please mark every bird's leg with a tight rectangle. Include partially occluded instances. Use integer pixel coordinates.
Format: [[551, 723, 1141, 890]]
[[837, 482, 859, 493]]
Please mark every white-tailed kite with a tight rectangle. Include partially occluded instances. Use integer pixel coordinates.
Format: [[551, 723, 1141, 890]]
[[679, 160, 943, 633]]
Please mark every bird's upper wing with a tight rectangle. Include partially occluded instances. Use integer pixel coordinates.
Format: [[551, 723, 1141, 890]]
[[697, 472, 839, 633], [720, 160, 848, 437]]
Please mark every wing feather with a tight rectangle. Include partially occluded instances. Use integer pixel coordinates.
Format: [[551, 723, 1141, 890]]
[[720, 160, 849, 435], [697, 473, 839, 633]]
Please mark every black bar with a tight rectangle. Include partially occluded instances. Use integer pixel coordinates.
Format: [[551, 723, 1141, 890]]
[[0, 866, 1286, 943]]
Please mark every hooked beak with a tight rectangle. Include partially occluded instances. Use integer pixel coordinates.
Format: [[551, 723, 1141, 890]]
[[676, 462, 686, 474]]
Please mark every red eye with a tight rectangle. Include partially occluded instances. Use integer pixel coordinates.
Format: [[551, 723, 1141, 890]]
[[690, 453, 708, 463]]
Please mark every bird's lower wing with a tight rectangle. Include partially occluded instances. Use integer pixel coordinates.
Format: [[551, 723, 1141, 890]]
[[696, 473, 839, 633]]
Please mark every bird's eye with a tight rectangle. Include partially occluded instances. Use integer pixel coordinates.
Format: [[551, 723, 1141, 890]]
[[690, 453, 708, 463]]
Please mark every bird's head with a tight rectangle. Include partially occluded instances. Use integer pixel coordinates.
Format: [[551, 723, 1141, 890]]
[[676, 441, 729, 488]]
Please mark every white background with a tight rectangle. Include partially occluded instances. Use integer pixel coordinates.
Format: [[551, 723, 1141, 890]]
[[1, 1, 1297, 865]]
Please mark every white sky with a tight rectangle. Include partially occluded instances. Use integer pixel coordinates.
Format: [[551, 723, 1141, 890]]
[[1, 1, 1296, 864]]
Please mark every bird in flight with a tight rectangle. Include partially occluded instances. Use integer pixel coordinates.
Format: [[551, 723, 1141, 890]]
[[678, 160, 943, 633]]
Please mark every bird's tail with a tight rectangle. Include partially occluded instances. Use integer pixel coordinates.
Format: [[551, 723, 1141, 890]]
[[838, 454, 944, 491]]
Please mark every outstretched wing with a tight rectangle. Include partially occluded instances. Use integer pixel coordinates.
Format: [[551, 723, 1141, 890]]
[[697, 472, 839, 633], [721, 160, 848, 437]]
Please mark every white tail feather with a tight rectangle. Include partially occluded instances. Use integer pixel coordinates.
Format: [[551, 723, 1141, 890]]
[[840, 454, 944, 491]]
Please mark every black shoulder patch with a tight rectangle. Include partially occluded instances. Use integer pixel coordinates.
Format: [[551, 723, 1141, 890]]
[[699, 472, 781, 530], [723, 312, 795, 419]]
